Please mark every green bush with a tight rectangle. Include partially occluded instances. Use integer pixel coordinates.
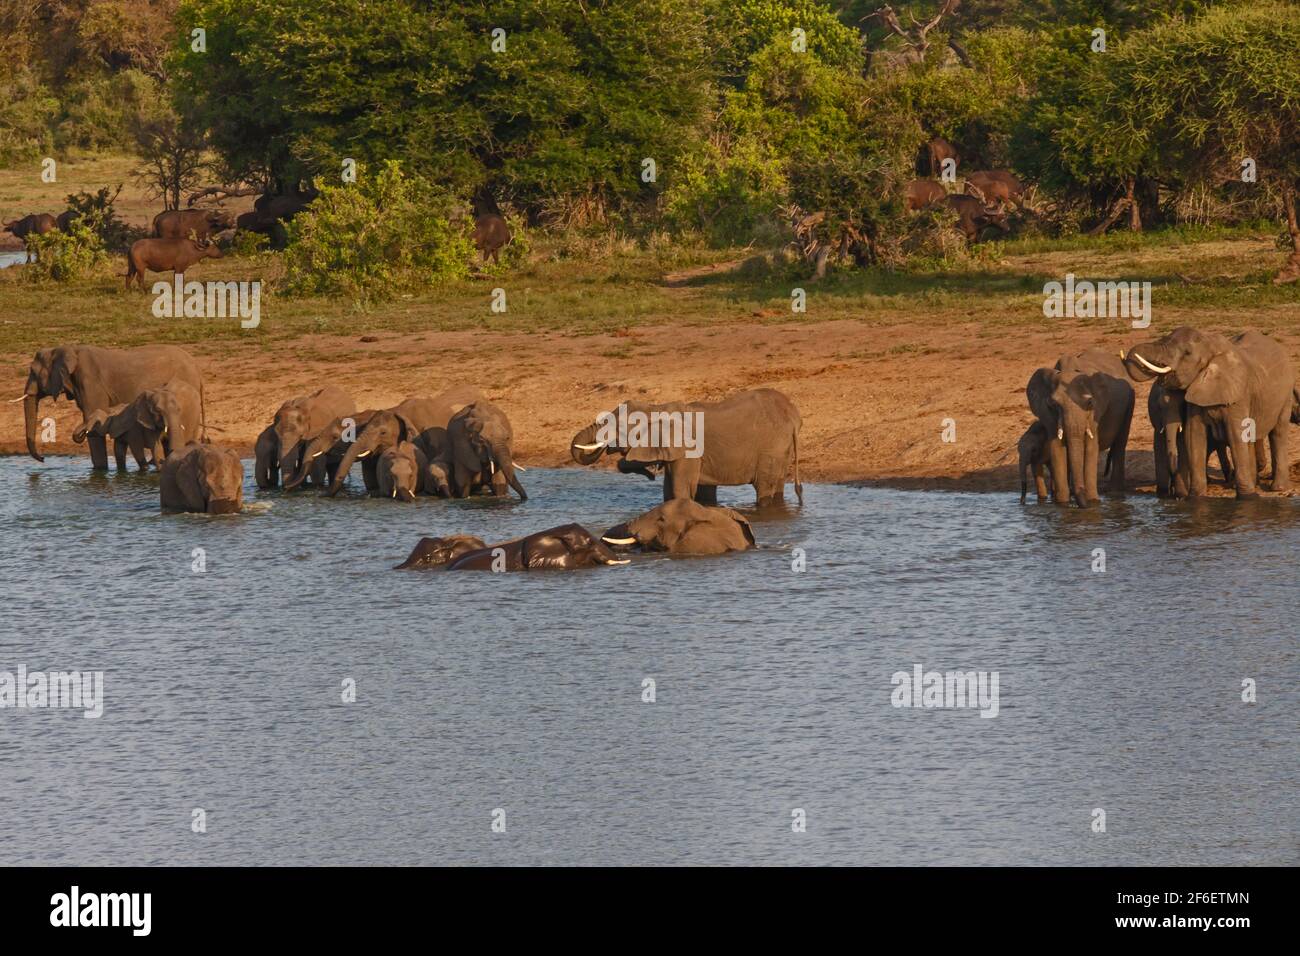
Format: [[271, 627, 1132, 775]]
[[23, 221, 108, 282], [283, 161, 474, 303], [0, 68, 59, 163]]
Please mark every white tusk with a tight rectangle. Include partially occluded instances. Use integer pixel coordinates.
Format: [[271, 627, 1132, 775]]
[[602, 536, 637, 545], [8, 394, 28, 403], [311, 451, 322, 459], [573, 441, 606, 451], [1057, 427, 1064, 441], [391, 488, 396, 498], [1119, 349, 1126, 359], [514, 463, 527, 471], [1086, 428, 1094, 439], [489, 460, 495, 475], [605, 559, 631, 565], [1133, 353, 1172, 374], [357, 450, 370, 458]]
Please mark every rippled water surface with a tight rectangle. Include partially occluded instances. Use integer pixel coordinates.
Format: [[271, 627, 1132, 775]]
[[0, 250, 27, 269], [1, 455, 1296, 865]]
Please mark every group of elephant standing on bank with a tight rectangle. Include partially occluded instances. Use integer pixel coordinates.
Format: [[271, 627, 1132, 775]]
[[18, 342, 806, 571], [1018, 326, 1300, 506]]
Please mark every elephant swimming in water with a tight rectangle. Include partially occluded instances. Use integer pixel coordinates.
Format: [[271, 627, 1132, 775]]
[[159, 443, 244, 515], [602, 499, 755, 555], [446, 525, 629, 571], [394, 535, 488, 570]]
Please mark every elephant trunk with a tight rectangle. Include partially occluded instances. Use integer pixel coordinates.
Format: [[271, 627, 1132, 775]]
[[395, 486, 415, 502], [24, 390, 43, 462], [282, 444, 319, 489], [570, 422, 607, 465], [1165, 422, 1181, 484], [329, 435, 376, 496], [492, 442, 527, 500], [1063, 414, 1093, 507]]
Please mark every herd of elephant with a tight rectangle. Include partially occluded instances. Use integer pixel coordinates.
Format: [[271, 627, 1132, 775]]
[[18, 343, 805, 570], [1018, 326, 1300, 506]]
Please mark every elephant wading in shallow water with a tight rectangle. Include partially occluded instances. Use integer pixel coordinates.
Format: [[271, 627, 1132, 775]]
[[602, 499, 755, 555], [256, 385, 355, 489], [1148, 381, 1234, 498], [447, 525, 628, 571], [21, 345, 204, 471], [1123, 328, 1294, 498], [570, 387, 802, 506], [430, 400, 527, 500], [160, 444, 244, 514], [1017, 421, 1052, 503], [75, 379, 203, 469], [1026, 349, 1134, 507], [377, 441, 429, 501]]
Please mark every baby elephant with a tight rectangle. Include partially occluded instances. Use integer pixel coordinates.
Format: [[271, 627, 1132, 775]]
[[447, 525, 629, 571], [1017, 421, 1053, 503], [602, 499, 754, 555], [74, 403, 154, 471], [160, 443, 244, 514], [394, 534, 487, 570], [378, 441, 429, 501]]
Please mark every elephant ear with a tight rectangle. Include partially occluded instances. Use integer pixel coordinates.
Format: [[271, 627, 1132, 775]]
[[395, 413, 421, 443], [1186, 349, 1246, 408], [721, 507, 756, 547], [49, 348, 78, 399], [135, 394, 164, 432], [1026, 368, 1059, 429]]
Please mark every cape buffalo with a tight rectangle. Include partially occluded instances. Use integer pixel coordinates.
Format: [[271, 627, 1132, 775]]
[[3, 213, 58, 262], [945, 194, 1009, 242], [916, 137, 959, 179], [153, 208, 235, 242], [905, 179, 947, 211], [965, 170, 1028, 209], [125, 238, 223, 290]]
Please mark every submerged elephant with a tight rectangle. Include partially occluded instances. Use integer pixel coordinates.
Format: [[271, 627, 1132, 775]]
[[257, 385, 355, 489], [394, 534, 487, 570], [432, 400, 526, 500], [75, 379, 202, 469], [1148, 381, 1234, 498], [1017, 421, 1053, 503], [447, 525, 628, 571], [602, 499, 755, 555], [1026, 349, 1134, 506], [160, 443, 244, 514], [1123, 328, 1293, 497], [21, 344, 204, 471], [377, 441, 429, 501], [570, 387, 802, 506]]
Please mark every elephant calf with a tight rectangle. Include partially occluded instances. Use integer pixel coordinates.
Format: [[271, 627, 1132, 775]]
[[394, 535, 487, 570], [431, 400, 526, 500], [447, 525, 628, 571], [160, 444, 244, 514], [75, 379, 203, 470], [602, 499, 755, 555], [378, 442, 429, 501], [74, 404, 154, 471], [1017, 422, 1052, 503]]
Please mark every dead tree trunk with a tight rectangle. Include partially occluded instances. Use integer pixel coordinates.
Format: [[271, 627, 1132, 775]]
[[1275, 180, 1300, 285]]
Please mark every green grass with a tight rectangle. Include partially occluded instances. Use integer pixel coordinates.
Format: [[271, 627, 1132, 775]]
[[1, 228, 1297, 362]]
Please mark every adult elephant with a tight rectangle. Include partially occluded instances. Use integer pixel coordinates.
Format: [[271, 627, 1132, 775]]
[[1026, 349, 1134, 506], [21, 345, 204, 470], [259, 385, 355, 489], [160, 444, 244, 515], [433, 400, 526, 500], [447, 525, 629, 571], [75, 379, 203, 468], [569, 387, 803, 506], [1148, 381, 1234, 498], [1122, 328, 1294, 497], [306, 385, 483, 495], [395, 535, 487, 570], [602, 499, 755, 555]]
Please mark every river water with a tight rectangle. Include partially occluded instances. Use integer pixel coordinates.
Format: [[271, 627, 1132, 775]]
[[0, 250, 27, 269], [1, 456, 1296, 865]]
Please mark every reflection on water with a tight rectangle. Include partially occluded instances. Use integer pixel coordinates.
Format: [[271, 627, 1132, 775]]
[[1, 456, 1296, 865], [0, 250, 27, 269]]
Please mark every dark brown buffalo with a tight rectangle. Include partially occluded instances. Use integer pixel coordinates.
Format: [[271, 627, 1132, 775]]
[[153, 208, 235, 241], [125, 238, 223, 289], [905, 179, 947, 211], [965, 170, 1028, 208], [56, 210, 81, 231], [474, 213, 511, 264], [4, 213, 57, 262], [945, 194, 1009, 242], [235, 191, 315, 245], [916, 137, 959, 178]]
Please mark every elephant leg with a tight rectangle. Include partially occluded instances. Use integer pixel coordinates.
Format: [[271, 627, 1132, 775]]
[[1269, 423, 1291, 492], [362, 458, 379, 494], [1046, 435, 1070, 504], [695, 484, 718, 506], [1107, 411, 1130, 494], [670, 459, 702, 502], [1084, 433, 1101, 504], [661, 470, 675, 501], [1033, 463, 1049, 501], [1185, 414, 1210, 497], [88, 434, 110, 471], [310, 457, 327, 487], [1153, 430, 1170, 497], [113, 437, 129, 471]]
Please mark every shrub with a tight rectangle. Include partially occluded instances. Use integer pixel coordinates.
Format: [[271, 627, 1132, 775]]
[[23, 221, 108, 282], [283, 161, 474, 303]]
